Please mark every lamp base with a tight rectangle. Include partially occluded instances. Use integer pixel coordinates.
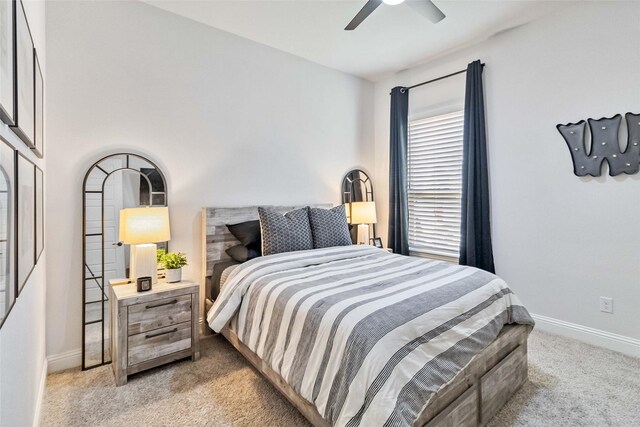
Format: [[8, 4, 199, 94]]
[[356, 224, 370, 245], [130, 243, 158, 284]]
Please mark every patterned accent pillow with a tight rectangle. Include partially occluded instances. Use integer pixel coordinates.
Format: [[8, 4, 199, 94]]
[[309, 205, 352, 249], [258, 207, 314, 256]]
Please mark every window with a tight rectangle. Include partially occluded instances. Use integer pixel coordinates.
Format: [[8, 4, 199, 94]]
[[408, 110, 463, 261]]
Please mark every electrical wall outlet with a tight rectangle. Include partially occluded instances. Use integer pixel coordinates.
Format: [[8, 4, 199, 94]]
[[599, 297, 613, 314]]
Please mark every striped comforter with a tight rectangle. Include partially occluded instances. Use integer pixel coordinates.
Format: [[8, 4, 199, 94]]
[[207, 245, 533, 427]]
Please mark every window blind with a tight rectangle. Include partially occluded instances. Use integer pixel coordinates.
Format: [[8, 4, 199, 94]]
[[408, 110, 463, 260]]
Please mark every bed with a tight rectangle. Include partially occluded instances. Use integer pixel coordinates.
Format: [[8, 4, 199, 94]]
[[201, 206, 534, 427]]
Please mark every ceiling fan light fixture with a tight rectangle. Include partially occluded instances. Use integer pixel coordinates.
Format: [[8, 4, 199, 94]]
[[345, 0, 444, 31]]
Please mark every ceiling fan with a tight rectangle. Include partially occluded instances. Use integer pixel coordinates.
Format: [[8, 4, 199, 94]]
[[345, 0, 445, 31]]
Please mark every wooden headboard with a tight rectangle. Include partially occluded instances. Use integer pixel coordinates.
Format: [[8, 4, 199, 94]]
[[201, 204, 332, 294]]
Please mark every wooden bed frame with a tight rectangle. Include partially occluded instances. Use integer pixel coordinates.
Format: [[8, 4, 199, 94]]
[[221, 325, 530, 427], [202, 206, 531, 427]]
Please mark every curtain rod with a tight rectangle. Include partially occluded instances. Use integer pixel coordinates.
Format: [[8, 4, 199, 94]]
[[400, 62, 485, 93]]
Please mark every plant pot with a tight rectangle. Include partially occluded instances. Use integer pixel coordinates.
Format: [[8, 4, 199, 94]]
[[166, 268, 182, 283]]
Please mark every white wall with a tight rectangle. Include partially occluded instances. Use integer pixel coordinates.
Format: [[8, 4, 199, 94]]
[[45, 1, 374, 366], [0, 1, 47, 425], [374, 1, 640, 347]]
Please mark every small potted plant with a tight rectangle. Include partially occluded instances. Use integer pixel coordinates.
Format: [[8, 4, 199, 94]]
[[160, 252, 188, 283]]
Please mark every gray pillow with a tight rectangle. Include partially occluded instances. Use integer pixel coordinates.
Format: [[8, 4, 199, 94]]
[[258, 207, 313, 256], [225, 244, 260, 263], [309, 205, 352, 249], [227, 220, 261, 247]]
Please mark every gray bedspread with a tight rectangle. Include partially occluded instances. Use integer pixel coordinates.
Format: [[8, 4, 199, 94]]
[[207, 245, 533, 427]]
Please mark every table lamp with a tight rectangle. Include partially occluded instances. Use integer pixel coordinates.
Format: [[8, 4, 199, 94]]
[[119, 207, 170, 284], [350, 201, 377, 245]]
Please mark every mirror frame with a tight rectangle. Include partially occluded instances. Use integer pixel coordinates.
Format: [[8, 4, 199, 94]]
[[341, 168, 375, 241], [81, 153, 167, 370]]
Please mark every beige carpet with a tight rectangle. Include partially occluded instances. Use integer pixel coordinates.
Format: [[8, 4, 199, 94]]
[[42, 330, 640, 426]]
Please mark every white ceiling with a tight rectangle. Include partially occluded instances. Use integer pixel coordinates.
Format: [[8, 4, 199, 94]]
[[143, 1, 566, 81]]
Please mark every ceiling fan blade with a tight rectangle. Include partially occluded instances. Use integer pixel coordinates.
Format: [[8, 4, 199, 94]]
[[345, 0, 383, 31], [406, 0, 446, 24]]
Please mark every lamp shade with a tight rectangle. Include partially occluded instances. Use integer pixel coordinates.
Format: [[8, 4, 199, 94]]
[[119, 207, 171, 245], [350, 201, 377, 224]]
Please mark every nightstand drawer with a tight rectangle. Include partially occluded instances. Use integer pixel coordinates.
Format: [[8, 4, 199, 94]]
[[128, 321, 192, 366], [127, 294, 192, 335]]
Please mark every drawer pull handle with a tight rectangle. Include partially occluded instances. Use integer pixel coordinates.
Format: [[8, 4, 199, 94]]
[[146, 299, 178, 309], [145, 328, 178, 339]]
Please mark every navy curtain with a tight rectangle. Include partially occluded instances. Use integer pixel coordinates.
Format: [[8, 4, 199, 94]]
[[459, 60, 495, 273], [388, 87, 410, 255]]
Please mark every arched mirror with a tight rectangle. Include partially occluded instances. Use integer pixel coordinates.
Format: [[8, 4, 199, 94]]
[[82, 153, 167, 370], [341, 169, 375, 242]]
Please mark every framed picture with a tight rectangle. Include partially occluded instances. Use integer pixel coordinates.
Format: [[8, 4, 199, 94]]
[[16, 151, 34, 294], [372, 237, 383, 248], [33, 50, 43, 158], [35, 165, 42, 261], [0, 0, 15, 125], [0, 137, 15, 329], [10, 0, 35, 148]]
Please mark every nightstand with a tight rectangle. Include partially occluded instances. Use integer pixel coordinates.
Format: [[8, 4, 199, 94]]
[[110, 279, 200, 386]]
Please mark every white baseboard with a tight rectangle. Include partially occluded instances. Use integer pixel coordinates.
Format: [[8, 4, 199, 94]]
[[33, 358, 48, 427], [47, 349, 82, 373], [531, 313, 640, 358]]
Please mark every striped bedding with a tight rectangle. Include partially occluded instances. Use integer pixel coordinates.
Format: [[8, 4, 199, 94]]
[[207, 245, 534, 427]]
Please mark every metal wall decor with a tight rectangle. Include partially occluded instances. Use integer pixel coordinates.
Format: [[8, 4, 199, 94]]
[[557, 112, 640, 177], [81, 153, 167, 370]]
